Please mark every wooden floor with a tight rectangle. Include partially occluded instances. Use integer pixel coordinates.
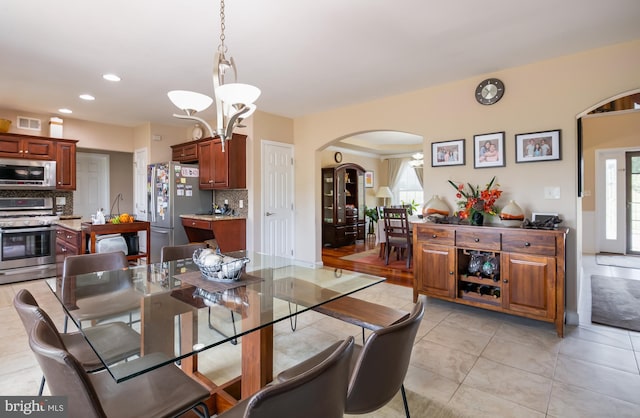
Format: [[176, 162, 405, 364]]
[[321, 237, 413, 288]]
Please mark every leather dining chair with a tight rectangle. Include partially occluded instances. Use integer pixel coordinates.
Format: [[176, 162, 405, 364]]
[[160, 242, 206, 264], [28, 315, 210, 418], [382, 207, 413, 268], [278, 300, 425, 418], [217, 336, 354, 418], [61, 251, 139, 332], [14, 289, 140, 396]]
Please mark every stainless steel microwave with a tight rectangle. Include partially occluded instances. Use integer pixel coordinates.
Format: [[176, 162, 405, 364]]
[[0, 159, 56, 189]]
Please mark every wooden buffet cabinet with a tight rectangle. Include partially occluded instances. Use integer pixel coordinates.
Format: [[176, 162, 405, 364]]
[[0, 132, 77, 190], [413, 222, 568, 337]]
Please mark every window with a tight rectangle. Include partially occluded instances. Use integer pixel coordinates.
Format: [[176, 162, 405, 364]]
[[393, 162, 423, 206]]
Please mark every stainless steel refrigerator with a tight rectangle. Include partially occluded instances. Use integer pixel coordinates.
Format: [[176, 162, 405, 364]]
[[147, 162, 212, 263]]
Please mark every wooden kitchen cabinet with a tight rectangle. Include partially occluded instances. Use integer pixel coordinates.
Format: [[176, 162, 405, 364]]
[[0, 133, 56, 159], [413, 223, 567, 336], [181, 216, 246, 252], [55, 139, 77, 190], [198, 134, 246, 189], [56, 224, 82, 277], [170, 141, 199, 163]]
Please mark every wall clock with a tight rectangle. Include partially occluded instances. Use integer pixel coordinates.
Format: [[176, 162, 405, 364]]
[[334, 152, 343, 163], [475, 78, 505, 105]]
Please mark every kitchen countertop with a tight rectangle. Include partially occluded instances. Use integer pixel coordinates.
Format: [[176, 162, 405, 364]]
[[180, 214, 246, 221], [54, 219, 86, 231]]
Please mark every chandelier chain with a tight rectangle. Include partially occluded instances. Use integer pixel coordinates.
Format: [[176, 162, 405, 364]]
[[218, 0, 227, 54]]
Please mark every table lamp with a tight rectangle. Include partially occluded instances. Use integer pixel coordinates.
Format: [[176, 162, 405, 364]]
[[375, 186, 393, 206]]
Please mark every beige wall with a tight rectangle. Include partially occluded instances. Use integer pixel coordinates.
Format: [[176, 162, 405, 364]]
[[292, 39, 640, 321], [582, 111, 640, 212]]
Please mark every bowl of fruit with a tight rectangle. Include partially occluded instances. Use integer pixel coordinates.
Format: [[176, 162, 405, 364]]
[[109, 213, 135, 224]]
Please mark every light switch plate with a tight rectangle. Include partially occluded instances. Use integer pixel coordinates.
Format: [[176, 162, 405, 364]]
[[544, 187, 560, 199]]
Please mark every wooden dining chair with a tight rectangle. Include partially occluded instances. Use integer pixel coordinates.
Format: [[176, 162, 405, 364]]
[[28, 315, 210, 418], [61, 251, 139, 332], [382, 207, 413, 268], [14, 289, 141, 396], [278, 300, 424, 418], [217, 337, 354, 418]]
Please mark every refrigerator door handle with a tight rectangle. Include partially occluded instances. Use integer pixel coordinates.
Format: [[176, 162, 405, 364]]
[[150, 165, 157, 223], [152, 229, 170, 235]]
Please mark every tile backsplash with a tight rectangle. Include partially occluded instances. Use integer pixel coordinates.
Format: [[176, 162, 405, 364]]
[[214, 190, 248, 217]]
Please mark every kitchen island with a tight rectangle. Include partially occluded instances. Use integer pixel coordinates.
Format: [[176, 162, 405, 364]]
[[180, 214, 246, 252]]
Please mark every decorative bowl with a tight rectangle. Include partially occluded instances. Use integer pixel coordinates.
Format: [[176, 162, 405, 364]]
[[193, 248, 249, 282]]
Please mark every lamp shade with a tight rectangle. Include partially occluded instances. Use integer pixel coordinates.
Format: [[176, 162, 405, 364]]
[[215, 83, 261, 105], [168, 90, 213, 112], [375, 186, 393, 199]]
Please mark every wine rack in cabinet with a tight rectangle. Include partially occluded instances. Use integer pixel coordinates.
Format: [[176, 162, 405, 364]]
[[413, 223, 568, 337]]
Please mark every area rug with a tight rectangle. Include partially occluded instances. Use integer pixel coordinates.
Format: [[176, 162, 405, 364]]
[[591, 275, 640, 332], [595, 253, 640, 269], [340, 247, 412, 271], [345, 389, 467, 418]]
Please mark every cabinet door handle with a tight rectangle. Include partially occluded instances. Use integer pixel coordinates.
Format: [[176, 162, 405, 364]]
[[524, 242, 531, 247], [265, 212, 275, 216], [432, 234, 437, 238], [503, 279, 508, 283], [449, 271, 454, 275], [474, 238, 480, 242]]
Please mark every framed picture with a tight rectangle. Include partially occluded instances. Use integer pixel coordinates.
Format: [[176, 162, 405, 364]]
[[431, 139, 465, 167], [364, 171, 374, 188], [473, 132, 505, 168], [515, 129, 561, 163]]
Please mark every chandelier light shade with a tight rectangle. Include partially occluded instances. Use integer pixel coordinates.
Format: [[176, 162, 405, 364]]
[[168, 0, 260, 151], [167, 90, 213, 114], [408, 152, 424, 167]]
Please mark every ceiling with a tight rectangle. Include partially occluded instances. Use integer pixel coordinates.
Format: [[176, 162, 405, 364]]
[[1, 0, 639, 135]]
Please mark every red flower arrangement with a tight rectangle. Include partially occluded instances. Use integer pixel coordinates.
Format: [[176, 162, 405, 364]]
[[448, 176, 502, 222]]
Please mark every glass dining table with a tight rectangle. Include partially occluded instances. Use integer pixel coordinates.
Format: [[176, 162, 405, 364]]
[[45, 251, 385, 406]]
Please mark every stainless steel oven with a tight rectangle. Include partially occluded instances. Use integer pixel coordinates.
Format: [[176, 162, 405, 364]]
[[0, 197, 58, 284]]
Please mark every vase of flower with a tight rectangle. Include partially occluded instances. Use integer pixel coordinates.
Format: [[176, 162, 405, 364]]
[[448, 177, 502, 225], [470, 211, 484, 226]]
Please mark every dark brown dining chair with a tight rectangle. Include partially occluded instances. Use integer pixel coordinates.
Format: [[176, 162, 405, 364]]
[[382, 206, 413, 268], [28, 315, 210, 418], [61, 251, 139, 332], [160, 242, 206, 264], [278, 300, 424, 418], [14, 289, 141, 396], [217, 336, 354, 418]]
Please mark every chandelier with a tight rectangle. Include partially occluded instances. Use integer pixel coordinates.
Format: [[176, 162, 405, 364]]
[[168, 0, 260, 151]]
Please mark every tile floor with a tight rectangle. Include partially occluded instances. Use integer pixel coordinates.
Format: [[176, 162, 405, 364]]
[[1, 255, 639, 417]]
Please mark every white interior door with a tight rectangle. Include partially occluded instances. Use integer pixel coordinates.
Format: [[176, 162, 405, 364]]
[[261, 140, 294, 258], [596, 150, 626, 254], [75, 153, 109, 219]]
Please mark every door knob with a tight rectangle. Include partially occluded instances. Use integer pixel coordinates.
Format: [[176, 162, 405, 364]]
[[265, 212, 275, 216]]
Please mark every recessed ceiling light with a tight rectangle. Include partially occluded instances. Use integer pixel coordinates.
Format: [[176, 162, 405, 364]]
[[102, 73, 121, 82], [79, 94, 95, 101], [58, 108, 73, 114]]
